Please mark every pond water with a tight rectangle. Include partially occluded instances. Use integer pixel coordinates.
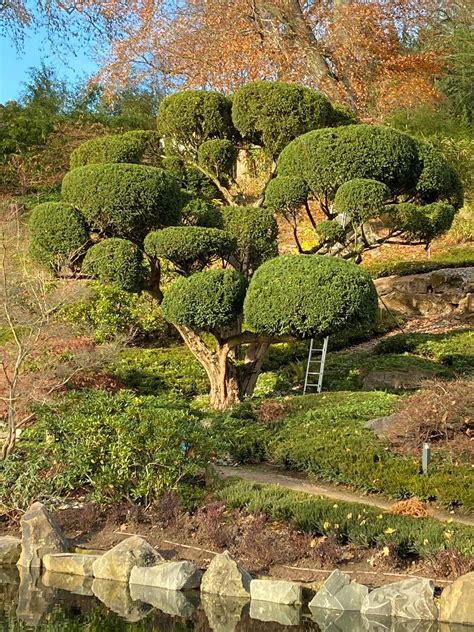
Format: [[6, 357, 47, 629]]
[[0, 566, 471, 631]]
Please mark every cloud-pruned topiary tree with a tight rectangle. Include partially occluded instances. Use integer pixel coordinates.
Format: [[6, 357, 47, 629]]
[[69, 131, 161, 169], [270, 124, 463, 259], [29, 81, 463, 409]]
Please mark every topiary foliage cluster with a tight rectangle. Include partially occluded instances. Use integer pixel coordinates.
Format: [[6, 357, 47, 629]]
[[82, 238, 144, 292], [161, 268, 247, 332], [70, 131, 161, 169], [144, 226, 236, 275], [388, 202, 457, 243], [198, 139, 237, 178], [28, 202, 89, 272], [334, 178, 391, 225], [222, 206, 278, 275], [62, 163, 182, 241], [232, 81, 334, 157], [278, 124, 422, 199], [244, 255, 378, 339], [181, 198, 223, 228], [157, 90, 235, 155], [265, 176, 308, 222]]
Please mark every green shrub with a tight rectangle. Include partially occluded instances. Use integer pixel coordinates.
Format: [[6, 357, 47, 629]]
[[144, 226, 236, 275], [0, 390, 212, 508], [121, 130, 162, 166], [70, 133, 147, 169], [264, 176, 308, 217], [63, 282, 174, 344], [388, 202, 456, 242], [181, 198, 224, 228], [162, 268, 247, 331], [266, 391, 473, 508], [316, 220, 347, 244], [222, 206, 278, 274], [244, 255, 378, 338], [364, 246, 474, 278], [218, 480, 474, 558], [157, 90, 234, 154], [232, 81, 333, 157], [329, 103, 358, 127], [164, 155, 220, 202], [62, 163, 182, 241], [278, 124, 421, 200], [82, 238, 144, 292], [334, 178, 390, 225], [416, 140, 464, 208], [28, 202, 89, 272], [198, 139, 237, 178]]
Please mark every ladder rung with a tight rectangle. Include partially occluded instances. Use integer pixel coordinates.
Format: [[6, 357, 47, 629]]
[[307, 372, 321, 376], [306, 383, 320, 387]]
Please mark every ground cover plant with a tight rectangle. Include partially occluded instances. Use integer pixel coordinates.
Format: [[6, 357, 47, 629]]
[[217, 479, 474, 560], [26, 80, 464, 410]]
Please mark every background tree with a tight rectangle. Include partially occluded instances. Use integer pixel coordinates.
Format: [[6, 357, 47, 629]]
[[27, 82, 463, 409], [1, 1, 465, 119]]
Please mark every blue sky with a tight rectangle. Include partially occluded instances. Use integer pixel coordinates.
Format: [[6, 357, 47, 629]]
[[0, 28, 98, 103]]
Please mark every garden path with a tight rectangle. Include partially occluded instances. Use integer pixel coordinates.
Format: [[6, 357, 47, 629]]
[[215, 463, 474, 527]]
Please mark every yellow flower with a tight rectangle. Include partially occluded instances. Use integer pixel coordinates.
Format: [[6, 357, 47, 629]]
[[444, 530, 453, 540], [382, 546, 390, 557], [323, 521, 331, 530], [423, 539, 429, 545], [384, 527, 396, 535], [360, 519, 367, 526], [334, 523, 339, 529], [346, 513, 352, 520], [333, 504, 338, 508], [377, 514, 384, 520], [310, 539, 317, 548]]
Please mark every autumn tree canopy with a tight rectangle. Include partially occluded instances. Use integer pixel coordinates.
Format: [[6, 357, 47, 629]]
[[2, 0, 470, 118]]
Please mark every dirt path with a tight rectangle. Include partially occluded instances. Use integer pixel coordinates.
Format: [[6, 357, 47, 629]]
[[215, 463, 474, 527]]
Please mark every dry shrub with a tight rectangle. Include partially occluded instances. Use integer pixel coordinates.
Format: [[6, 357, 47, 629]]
[[190, 501, 233, 549], [307, 534, 345, 569], [70, 370, 124, 393], [255, 400, 288, 423], [425, 549, 474, 579], [367, 542, 404, 571], [233, 512, 311, 571], [389, 498, 428, 518], [387, 379, 474, 457], [151, 491, 184, 528]]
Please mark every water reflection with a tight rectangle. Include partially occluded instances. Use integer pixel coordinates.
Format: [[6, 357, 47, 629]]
[[0, 566, 471, 631]]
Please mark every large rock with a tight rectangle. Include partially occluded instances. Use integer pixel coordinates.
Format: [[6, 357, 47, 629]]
[[201, 551, 251, 598], [0, 536, 21, 564], [43, 552, 99, 576], [92, 578, 153, 622], [17, 502, 68, 569], [439, 571, 474, 625], [130, 583, 197, 617], [250, 579, 303, 605], [130, 559, 202, 591], [361, 578, 438, 620], [309, 569, 368, 612], [374, 267, 474, 320], [92, 536, 162, 583]]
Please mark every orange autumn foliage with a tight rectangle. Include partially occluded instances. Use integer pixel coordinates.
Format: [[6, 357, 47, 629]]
[[3, 0, 453, 118]]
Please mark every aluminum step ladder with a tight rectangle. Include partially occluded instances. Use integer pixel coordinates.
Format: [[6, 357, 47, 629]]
[[303, 337, 329, 394]]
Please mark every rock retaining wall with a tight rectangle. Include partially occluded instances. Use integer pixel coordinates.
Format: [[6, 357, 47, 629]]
[[1, 502, 473, 626]]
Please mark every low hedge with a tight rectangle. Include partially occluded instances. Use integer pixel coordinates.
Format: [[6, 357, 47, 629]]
[[364, 247, 474, 278], [218, 479, 474, 559], [267, 392, 473, 509]]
